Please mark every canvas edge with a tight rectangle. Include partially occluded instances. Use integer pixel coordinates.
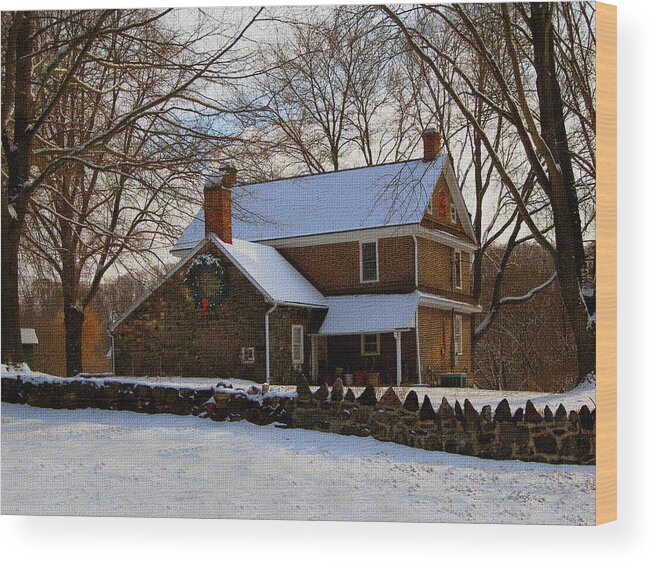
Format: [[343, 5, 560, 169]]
[[596, 1, 617, 526]]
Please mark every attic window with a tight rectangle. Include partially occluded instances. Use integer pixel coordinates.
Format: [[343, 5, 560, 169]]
[[450, 203, 458, 223], [426, 196, 433, 215], [360, 241, 379, 283]]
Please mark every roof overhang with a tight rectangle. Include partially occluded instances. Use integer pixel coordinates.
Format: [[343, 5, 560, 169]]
[[418, 291, 483, 315], [171, 223, 478, 258]]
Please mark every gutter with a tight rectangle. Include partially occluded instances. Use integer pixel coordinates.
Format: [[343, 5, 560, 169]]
[[264, 302, 278, 384]]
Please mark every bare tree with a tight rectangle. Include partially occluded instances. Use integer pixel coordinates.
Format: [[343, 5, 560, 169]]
[[237, 6, 419, 176], [382, 2, 596, 382], [1, 8, 263, 366]]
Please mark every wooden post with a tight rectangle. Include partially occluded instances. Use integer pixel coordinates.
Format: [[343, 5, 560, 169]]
[[310, 335, 318, 385], [394, 331, 402, 386]]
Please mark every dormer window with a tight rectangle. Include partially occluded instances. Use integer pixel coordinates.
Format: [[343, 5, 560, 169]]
[[360, 241, 379, 283], [450, 203, 458, 224]]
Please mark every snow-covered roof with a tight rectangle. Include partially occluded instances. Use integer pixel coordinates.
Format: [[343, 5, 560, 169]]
[[172, 155, 449, 253], [318, 293, 419, 335], [211, 235, 326, 308], [20, 328, 38, 345]]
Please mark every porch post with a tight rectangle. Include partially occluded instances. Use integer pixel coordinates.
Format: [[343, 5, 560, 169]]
[[310, 335, 318, 384], [394, 331, 402, 386]]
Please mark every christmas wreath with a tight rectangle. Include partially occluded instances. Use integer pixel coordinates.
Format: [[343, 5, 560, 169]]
[[184, 253, 229, 314]]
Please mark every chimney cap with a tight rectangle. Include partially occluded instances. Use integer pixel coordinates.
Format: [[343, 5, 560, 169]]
[[205, 163, 237, 189], [204, 172, 225, 189], [423, 126, 437, 134]]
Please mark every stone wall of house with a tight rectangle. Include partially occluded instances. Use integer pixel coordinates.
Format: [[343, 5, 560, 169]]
[[114, 242, 270, 380], [2, 374, 594, 465], [112, 242, 325, 384], [268, 305, 326, 384]]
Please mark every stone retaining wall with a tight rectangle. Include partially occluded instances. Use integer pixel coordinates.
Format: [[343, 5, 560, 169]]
[[1, 375, 594, 465]]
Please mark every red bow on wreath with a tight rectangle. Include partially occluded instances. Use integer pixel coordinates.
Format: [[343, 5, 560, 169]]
[[200, 297, 209, 315]]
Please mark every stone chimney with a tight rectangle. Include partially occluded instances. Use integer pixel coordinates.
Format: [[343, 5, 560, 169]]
[[422, 127, 441, 162], [204, 164, 236, 244]]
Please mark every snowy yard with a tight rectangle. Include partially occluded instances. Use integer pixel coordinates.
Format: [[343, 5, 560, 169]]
[[1, 402, 595, 525]]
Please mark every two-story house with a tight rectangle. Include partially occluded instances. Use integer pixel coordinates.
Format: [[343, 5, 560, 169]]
[[110, 129, 481, 386]]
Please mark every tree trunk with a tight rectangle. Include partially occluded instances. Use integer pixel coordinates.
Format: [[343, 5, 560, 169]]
[[530, 3, 595, 382], [1, 206, 23, 363], [64, 305, 85, 377], [1, 11, 34, 364]]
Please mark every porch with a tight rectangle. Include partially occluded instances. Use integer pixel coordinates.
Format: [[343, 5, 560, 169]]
[[308, 293, 420, 386]]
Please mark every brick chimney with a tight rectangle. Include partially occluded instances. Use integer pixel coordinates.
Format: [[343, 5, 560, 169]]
[[204, 164, 236, 244], [422, 127, 441, 161]]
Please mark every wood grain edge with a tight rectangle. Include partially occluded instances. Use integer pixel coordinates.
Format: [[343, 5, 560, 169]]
[[596, 1, 617, 525]]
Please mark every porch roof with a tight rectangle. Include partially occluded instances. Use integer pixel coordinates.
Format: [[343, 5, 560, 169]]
[[317, 293, 419, 336]]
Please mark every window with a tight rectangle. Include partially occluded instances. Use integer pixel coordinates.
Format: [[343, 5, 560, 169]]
[[360, 241, 379, 283], [454, 315, 463, 356], [426, 196, 433, 215], [241, 347, 255, 364], [361, 334, 380, 356], [453, 250, 462, 289], [292, 325, 304, 364], [450, 203, 458, 223]]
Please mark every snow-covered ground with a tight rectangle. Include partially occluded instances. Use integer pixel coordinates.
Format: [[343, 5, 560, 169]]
[[1, 402, 595, 524]]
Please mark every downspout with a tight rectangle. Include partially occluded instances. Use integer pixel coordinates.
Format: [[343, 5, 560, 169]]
[[412, 234, 422, 384], [411, 234, 419, 289], [108, 329, 116, 376], [265, 302, 278, 384], [415, 310, 422, 385]]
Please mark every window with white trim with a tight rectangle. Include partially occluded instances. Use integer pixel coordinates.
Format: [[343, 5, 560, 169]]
[[292, 325, 304, 364], [426, 196, 433, 215], [240, 347, 255, 364], [450, 203, 458, 223], [361, 334, 380, 356], [360, 241, 379, 283], [453, 250, 462, 289], [454, 315, 463, 355]]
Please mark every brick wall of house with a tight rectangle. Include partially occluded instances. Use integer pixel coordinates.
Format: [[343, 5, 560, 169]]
[[417, 305, 473, 386], [416, 237, 473, 298], [113, 242, 324, 384], [325, 331, 418, 385], [278, 236, 415, 296]]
